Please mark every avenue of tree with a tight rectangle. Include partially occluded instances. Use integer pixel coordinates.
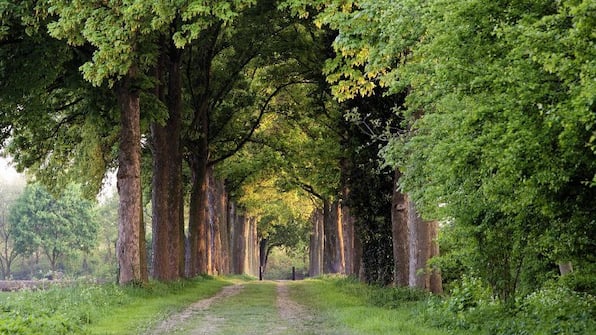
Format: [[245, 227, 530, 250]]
[[0, 0, 593, 302]]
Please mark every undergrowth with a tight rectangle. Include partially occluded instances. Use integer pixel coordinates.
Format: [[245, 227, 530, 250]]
[[423, 277, 596, 335], [295, 275, 595, 335], [0, 275, 227, 335], [291, 275, 450, 335]]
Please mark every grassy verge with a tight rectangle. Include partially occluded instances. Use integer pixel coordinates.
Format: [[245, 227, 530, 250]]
[[288, 276, 460, 335], [0, 275, 230, 335], [87, 276, 231, 334]]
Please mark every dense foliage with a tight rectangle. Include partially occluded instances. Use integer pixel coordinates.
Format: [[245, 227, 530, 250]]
[[292, 276, 595, 335], [343, 93, 404, 285], [394, 0, 596, 299], [308, 0, 595, 301]]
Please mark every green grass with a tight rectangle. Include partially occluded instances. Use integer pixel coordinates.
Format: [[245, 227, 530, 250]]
[[87, 276, 230, 335], [0, 276, 230, 335], [288, 277, 460, 335]]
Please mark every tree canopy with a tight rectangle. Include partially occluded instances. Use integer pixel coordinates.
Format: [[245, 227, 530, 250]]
[[306, 0, 595, 298]]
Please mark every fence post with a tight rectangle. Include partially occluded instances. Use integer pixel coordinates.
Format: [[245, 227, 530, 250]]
[[292, 266, 296, 281]]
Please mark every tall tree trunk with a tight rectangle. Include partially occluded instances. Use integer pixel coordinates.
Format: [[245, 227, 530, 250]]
[[187, 152, 208, 276], [336, 201, 346, 273], [151, 46, 183, 281], [339, 186, 361, 278], [179, 185, 186, 278], [239, 214, 250, 275], [116, 67, 146, 284], [391, 169, 409, 286], [227, 201, 240, 275], [206, 169, 221, 275], [407, 198, 426, 289], [323, 200, 341, 273], [341, 201, 356, 275], [235, 211, 247, 274], [218, 180, 230, 274], [407, 198, 442, 293], [309, 209, 324, 276], [259, 238, 268, 276], [250, 217, 259, 276]]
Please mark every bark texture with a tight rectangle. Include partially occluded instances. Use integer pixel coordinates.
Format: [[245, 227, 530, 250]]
[[406, 198, 442, 293], [116, 68, 146, 284], [151, 46, 184, 281], [186, 167, 259, 277], [308, 209, 324, 277], [309, 197, 360, 277], [187, 150, 208, 277], [391, 169, 410, 287], [323, 200, 341, 273]]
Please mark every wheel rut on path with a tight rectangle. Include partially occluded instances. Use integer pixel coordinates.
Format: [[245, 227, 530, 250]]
[[147, 281, 333, 335], [148, 284, 245, 334]]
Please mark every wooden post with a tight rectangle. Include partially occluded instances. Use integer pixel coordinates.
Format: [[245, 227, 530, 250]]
[[292, 266, 296, 281]]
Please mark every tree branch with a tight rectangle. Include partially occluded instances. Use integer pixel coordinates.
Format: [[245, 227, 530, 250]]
[[208, 80, 310, 166]]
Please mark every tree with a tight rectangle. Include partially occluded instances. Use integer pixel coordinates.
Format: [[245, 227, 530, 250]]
[[0, 0, 151, 283], [282, 0, 444, 289], [389, 0, 595, 299], [2, 0, 325, 282], [181, 0, 307, 276], [9, 183, 98, 272], [0, 172, 25, 279], [14, 0, 256, 283], [96, 191, 119, 267], [237, 176, 313, 275]]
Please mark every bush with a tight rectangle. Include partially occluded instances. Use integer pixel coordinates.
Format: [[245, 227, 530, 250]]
[[445, 275, 494, 313], [424, 277, 596, 335], [501, 286, 596, 335], [558, 264, 596, 296]]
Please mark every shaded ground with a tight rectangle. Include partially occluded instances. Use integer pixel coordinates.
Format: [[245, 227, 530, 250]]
[[148, 281, 346, 335]]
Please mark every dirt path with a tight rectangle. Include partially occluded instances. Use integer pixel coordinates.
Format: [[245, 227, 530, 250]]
[[148, 284, 245, 335], [147, 281, 332, 335], [276, 281, 319, 332]]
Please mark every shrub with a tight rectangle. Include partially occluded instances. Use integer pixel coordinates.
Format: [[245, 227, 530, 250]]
[[424, 277, 595, 335], [500, 286, 596, 335], [0, 283, 130, 334]]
